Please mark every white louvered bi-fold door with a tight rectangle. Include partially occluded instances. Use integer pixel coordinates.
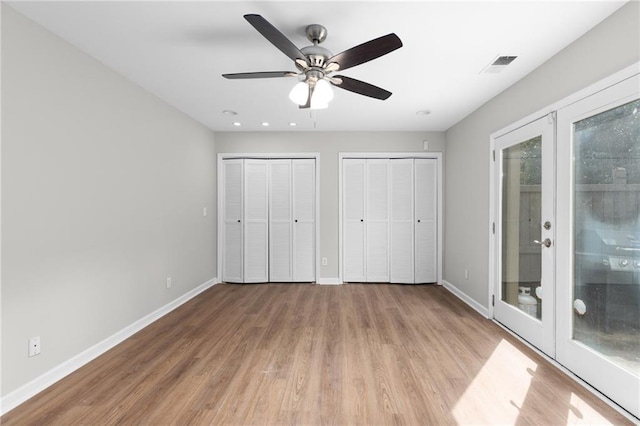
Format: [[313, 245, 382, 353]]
[[390, 159, 415, 283], [243, 159, 269, 283], [222, 159, 244, 283], [389, 158, 437, 283], [269, 160, 292, 282], [414, 159, 437, 283], [292, 159, 316, 281], [365, 159, 390, 282], [343, 158, 390, 282], [343, 159, 366, 282]]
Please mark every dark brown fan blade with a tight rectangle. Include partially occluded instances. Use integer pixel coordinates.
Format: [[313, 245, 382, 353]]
[[332, 75, 392, 100], [328, 33, 402, 72], [244, 14, 307, 63], [222, 71, 296, 79]]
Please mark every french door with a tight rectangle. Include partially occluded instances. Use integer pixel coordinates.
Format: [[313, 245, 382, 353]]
[[556, 75, 639, 418], [493, 70, 639, 418], [494, 115, 556, 357]]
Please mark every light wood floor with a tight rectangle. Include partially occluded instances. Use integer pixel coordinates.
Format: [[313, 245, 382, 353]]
[[2, 283, 633, 425]]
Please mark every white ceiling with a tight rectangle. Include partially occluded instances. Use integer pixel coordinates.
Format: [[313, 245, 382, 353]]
[[7, 1, 626, 132]]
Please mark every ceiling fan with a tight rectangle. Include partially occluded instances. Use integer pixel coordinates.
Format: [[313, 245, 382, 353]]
[[222, 14, 403, 109]]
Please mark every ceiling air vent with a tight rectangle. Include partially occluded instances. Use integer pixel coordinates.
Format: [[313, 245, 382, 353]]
[[481, 55, 518, 74]]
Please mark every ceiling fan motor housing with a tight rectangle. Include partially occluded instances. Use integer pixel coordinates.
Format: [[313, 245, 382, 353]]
[[300, 44, 333, 68], [300, 24, 332, 68]]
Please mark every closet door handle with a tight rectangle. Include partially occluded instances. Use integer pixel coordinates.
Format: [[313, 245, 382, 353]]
[[237, 220, 241, 223], [360, 219, 364, 222], [295, 219, 298, 222], [417, 219, 421, 223]]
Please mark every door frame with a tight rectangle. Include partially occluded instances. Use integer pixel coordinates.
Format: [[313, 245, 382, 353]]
[[217, 153, 321, 283], [338, 152, 444, 285]]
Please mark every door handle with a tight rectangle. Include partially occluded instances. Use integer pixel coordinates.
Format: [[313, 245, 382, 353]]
[[533, 238, 552, 248]]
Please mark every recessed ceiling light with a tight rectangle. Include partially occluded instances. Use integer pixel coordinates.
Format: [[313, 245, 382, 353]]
[[223, 110, 238, 116], [289, 122, 297, 127], [416, 110, 431, 116], [232, 121, 241, 126], [261, 122, 270, 127]]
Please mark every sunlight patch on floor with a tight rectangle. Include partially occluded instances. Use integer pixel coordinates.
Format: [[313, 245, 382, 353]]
[[566, 392, 617, 424], [452, 339, 537, 424]]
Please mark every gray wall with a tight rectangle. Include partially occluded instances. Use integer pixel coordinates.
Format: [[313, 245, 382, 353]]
[[215, 132, 445, 279], [1, 5, 217, 396], [443, 1, 640, 307]]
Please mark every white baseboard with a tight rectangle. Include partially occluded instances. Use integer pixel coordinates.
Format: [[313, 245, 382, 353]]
[[441, 280, 490, 318], [0, 278, 217, 416], [317, 278, 342, 285]]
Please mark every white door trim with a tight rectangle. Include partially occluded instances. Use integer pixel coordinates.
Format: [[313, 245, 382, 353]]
[[338, 152, 443, 285], [217, 153, 321, 283]]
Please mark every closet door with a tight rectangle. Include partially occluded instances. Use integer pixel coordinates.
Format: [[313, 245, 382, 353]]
[[366, 159, 390, 282], [415, 159, 437, 283], [243, 159, 269, 283], [343, 159, 366, 282], [390, 159, 415, 283], [269, 160, 293, 282], [222, 159, 244, 283], [292, 159, 316, 281]]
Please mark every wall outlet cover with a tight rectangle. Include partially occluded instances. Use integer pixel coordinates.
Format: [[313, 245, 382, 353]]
[[29, 336, 41, 357]]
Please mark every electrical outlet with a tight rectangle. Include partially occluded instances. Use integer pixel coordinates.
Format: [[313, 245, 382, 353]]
[[29, 336, 41, 357], [322, 257, 328, 266], [464, 269, 469, 280], [423, 140, 429, 150], [203, 207, 207, 217], [166, 277, 172, 288]]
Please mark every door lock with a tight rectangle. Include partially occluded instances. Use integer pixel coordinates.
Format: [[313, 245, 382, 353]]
[[543, 221, 551, 230]]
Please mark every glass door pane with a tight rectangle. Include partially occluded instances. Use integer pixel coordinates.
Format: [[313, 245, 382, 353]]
[[573, 99, 640, 375], [502, 136, 543, 320]]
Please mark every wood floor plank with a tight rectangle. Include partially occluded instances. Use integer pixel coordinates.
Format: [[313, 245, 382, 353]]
[[2, 283, 634, 425]]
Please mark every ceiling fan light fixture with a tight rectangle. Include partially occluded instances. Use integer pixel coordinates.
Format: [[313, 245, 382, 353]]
[[312, 79, 333, 104], [289, 81, 309, 105]]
